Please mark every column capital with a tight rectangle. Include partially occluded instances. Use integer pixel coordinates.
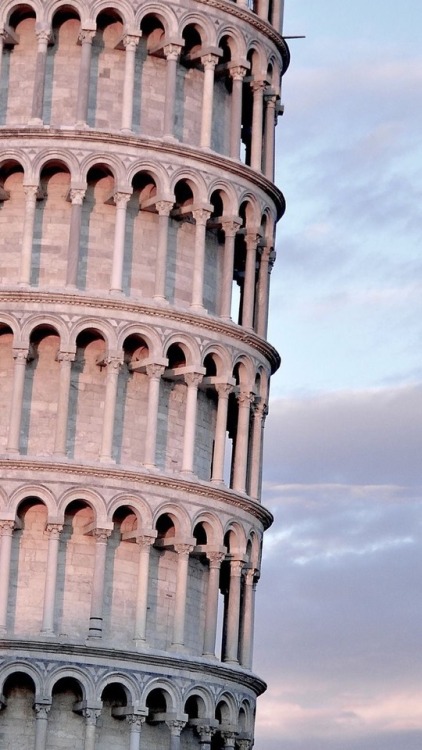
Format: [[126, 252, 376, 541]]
[[250, 78, 268, 93], [201, 53, 219, 69], [127, 714, 146, 728], [135, 533, 157, 549], [166, 718, 187, 735], [12, 347, 31, 362], [45, 523, 63, 539], [221, 730, 237, 747], [206, 550, 225, 567], [221, 217, 242, 236], [145, 363, 166, 379], [184, 371, 204, 388], [252, 398, 268, 420], [57, 350, 76, 363], [78, 28, 96, 45], [236, 390, 255, 408], [196, 724, 216, 741], [215, 382, 234, 399], [92, 528, 112, 542], [229, 65, 248, 81], [156, 199, 174, 216], [34, 702, 51, 719], [23, 184, 39, 199], [0, 520, 15, 536], [68, 187, 86, 205], [122, 33, 141, 51], [83, 707, 101, 724], [174, 543, 194, 557], [164, 43, 182, 61], [35, 28, 52, 45], [114, 191, 132, 208], [229, 559, 245, 577], [192, 207, 212, 225], [237, 740, 252, 750], [106, 355, 124, 371]]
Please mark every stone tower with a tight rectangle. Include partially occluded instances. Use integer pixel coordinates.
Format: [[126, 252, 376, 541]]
[[0, 0, 288, 748]]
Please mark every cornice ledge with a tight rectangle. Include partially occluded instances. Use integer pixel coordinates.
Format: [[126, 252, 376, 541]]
[[0, 129, 285, 219], [0, 289, 281, 373], [0, 639, 267, 695], [0, 458, 274, 529], [198, 0, 290, 72]]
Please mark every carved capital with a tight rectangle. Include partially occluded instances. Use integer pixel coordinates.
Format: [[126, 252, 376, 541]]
[[174, 543, 194, 557], [127, 714, 146, 728], [164, 43, 182, 61], [106, 355, 123, 372], [92, 528, 112, 543], [78, 29, 96, 45], [192, 208, 211, 225], [245, 233, 260, 252], [206, 550, 225, 568], [237, 391, 254, 408], [34, 703, 51, 720], [230, 65, 248, 81], [45, 523, 63, 539], [230, 559, 245, 577], [201, 53, 219, 69], [251, 79, 267, 93], [0, 520, 15, 536], [215, 382, 233, 399], [156, 200, 174, 216], [146, 363, 165, 379], [36, 29, 52, 46], [12, 348, 30, 363], [23, 184, 39, 201], [237, 740, 252, 750], [221, 730, 237, 747], [69, 188, 86, 206], [252, 399, 268, 421], [166, 719, 186, 735], [123, 34, 140, 51], [196, 724, 215, 741], [221, 219, 242, 237], [57, 350, 76, 363], [136, 534, 156, 550], [83, 707, 101, 724], [184, 371, 203, 388], [114, 191, 131, 209]]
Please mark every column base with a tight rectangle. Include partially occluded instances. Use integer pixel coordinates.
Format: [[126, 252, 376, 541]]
[[120, 127, 134, 136], [75, 121, 89, 130], [28, 117, 44, 127], [153, 295, 169, 305], [99, 455, 116, 464]]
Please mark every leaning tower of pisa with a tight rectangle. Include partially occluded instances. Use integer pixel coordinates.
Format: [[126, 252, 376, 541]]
[[0, 0, 288, 748]]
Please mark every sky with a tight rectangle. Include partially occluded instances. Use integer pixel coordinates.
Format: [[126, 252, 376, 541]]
[[254, 2, 422, 748]]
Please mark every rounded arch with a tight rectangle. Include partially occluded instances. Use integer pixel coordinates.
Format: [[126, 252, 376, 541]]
[[137, 3, 178, 39], [179, 12, 214, 48], [44, 0, 84, 24], [208, 181, 238, 217], [0, 312, 20, 340], [163, 333, 200, 367], [0, 662, 42, 698], [238, 698, 254, 733], [9, 484, 57, 518], [183, 686, 214, 719], [2, 1, 39, 26], [201, 344, 232, 378], [215, 691, 237, 724], [96, 672, 140, 705], [170, 169, 207, 205], [69, 318, 117, 350], [57, 487, 109, 527], [91, 1, 132, 26], [192, 511, 224, 547], [153, 502, 191, 539], [142, 677, 181, 714], [232, 355, 256, 390], [32, 151, 79, 182], [127, 162, 167, 197], [20, 314, 69, 349], [0, 152, 30, 179], [223, 521, 247, 555], [117, 324, 161, 360], [45, 666, 94, 702], [216, 26, 245, 60], [108, 493, 153, 530], [238, 193, 261, 229], [79, 154, 122, 186], [246, 529, 261, 568], [246, 41, 267, 78]]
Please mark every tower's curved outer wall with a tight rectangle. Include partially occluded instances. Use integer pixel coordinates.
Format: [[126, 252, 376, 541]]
[[0, 0, 288, 747]]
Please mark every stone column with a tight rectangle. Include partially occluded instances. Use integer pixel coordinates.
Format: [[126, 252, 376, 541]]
[[34, 703, 51, 750], [66, 188, 86, 287], [221, 730, 237, 749], [100, 355, 123, 462], [53, 351, 75, 457], [200, 54, 219, 148], [197, 725, 215, 750], [163, 44, 182, 138], [237, 740, 252, 750], [272, 0, 284, 33], [30, 28, 51, 125], [258, 0, 270, 20], [83, 708, 101, 750], [166, 719, 186, 750], [75, 29, 96, 127], [7, 348, 30, 453], [232, 391, 254, 493], [0, 521, 15, 634], [203, 551, 225, 656], [240, 568, 257, 669], [263, 93, 278, 180], [154, 200, 173, 302], [133, 533, 156, 645], [223, 559, 243, 663], [41, 523, 63, 635], [190, 208, 211, 313], [220, 219, 241, 320], [121, 34, 141, 132], [256, 248, 275, 339], [110, 191, 132, 293], [19, 185, 38, 286], [250, 80, 267, 171], [248, 400, 268, 500], [143, 364, 165, 468], [211, 383, 233, 483], [171, 543, 194, 648], [88, 529, 111, 637], [241, 233, 259, 330], [127, 715, 145, 750], [0, 32, 5, 87], [181, 372, 203, 474], [229, 66, 247, 159]]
